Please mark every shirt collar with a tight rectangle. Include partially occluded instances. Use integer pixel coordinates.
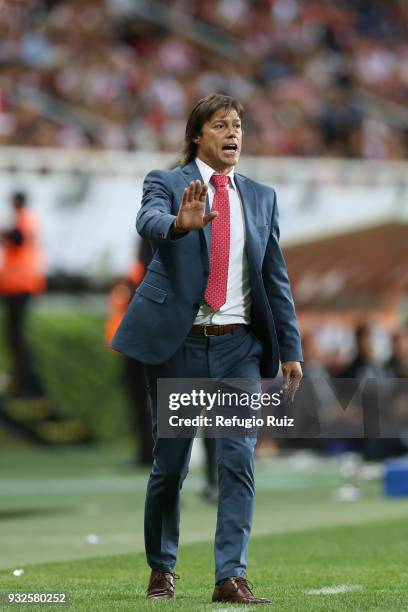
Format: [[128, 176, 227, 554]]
[[195, 157, 236, 190]]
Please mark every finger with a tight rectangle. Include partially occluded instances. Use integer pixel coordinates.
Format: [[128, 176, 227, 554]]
[[287, 375, 302, 402], [283, 378, 294, 402], [203, 211, 219, 225], [199, 183, 208, 202], [193, 180, 202, 201], [288, 378, 299, 401], [186, 182, 195, 202], [282, 366, 290, 387], [180, 187, 188, 208]]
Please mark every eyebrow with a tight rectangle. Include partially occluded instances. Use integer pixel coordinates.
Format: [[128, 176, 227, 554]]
[[211, 118, 241, 125]]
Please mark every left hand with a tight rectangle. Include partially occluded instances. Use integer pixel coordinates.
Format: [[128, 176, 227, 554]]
[[281, 361, 303, 402]]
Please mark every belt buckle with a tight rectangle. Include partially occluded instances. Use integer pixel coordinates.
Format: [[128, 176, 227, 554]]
[[203, 325, 216, 337]]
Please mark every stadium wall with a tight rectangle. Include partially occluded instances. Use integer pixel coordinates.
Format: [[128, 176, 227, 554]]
[[0, 147, 407, 279]]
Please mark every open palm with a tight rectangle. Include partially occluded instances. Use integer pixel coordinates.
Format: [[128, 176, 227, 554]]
[[177, 180, 218, 231]]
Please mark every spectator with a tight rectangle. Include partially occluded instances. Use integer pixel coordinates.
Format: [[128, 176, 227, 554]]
[[0, 191, 47, 398], [105, 242, 152, 466], [0, 0, 406, 158], [385, 329, 408, 378]]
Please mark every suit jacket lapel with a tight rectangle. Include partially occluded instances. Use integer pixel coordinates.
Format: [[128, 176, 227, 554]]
[[180, 164, 261, 269], [235, 174, 262, 269], [181, 161, 211, 257]]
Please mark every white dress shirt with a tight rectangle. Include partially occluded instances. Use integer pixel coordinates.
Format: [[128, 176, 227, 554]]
[[194, 157, 252, 325]]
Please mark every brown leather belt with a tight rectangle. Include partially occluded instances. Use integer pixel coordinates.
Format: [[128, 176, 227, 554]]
[[190, 324, 247, 337]]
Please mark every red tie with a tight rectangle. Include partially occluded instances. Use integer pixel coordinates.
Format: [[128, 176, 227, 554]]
[[205, 174, 230, 311]]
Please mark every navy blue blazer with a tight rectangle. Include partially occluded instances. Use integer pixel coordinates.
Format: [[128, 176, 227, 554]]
[[111, 160, 303, 378]]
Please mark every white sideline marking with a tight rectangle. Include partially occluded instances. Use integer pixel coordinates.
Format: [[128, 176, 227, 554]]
[[306, 584, 363, 595]]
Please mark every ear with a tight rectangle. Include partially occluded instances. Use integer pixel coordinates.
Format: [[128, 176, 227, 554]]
[[193, 136, 200, 144]]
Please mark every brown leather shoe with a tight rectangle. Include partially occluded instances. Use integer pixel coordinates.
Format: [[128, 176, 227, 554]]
[[212, 577, 272, 605], [146, 570, 178, 600]]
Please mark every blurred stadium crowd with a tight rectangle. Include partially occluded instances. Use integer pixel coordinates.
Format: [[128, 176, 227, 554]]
[[0, 0, 407, 157], [302, 325, 408, 380]]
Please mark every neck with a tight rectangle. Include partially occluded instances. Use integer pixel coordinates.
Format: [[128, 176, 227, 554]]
[[196, 155, 233, 175]]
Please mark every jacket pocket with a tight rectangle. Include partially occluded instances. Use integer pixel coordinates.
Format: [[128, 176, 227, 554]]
[[136, 282, 167, 304]]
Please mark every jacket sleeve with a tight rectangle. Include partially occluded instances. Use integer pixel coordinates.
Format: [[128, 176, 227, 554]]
[[262, 189, 303, 363], [136, 170, 188, 242]]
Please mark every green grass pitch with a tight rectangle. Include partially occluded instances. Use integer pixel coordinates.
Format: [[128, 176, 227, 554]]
[[1, 447, 408, 610]]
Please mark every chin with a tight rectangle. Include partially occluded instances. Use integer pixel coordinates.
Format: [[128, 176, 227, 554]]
[[221, 155, 239, 166]]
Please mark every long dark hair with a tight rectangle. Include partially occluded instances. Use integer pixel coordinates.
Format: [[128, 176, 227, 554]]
[[179, 93, 243, 166]]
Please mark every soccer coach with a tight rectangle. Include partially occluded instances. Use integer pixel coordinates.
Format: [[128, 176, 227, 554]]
[[111, 93, 303, 605]]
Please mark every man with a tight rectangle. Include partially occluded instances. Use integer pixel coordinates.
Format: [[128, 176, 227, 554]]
[[0, 191, 46, 398], [105, 246, 153, 467], [385, 329, 408, 379], [112, 93, 303, 604]]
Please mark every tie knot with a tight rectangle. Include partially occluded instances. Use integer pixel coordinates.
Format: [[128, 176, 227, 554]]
[[210, 174, 230, 190]]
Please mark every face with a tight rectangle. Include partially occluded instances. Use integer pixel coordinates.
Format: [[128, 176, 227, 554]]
[[195, 107, 242, 174], [12, 195, 25, 210]]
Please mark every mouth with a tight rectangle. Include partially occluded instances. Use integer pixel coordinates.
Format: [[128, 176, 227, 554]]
[[222, 143, 238, 153]]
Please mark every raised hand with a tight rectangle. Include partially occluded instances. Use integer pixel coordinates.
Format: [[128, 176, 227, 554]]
[[174, 180, 218, 233]]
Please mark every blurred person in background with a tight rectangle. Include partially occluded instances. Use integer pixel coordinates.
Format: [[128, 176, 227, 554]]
[[339, 324, 400, 461], [301, 332, 331, 380], [0, 191, 46, 399], [105, 241, 153, 466], [341, 324, 385, 379], [385, 329, 408, 379], [383, 328, 408, 459]]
